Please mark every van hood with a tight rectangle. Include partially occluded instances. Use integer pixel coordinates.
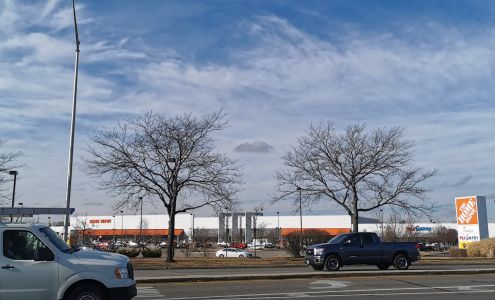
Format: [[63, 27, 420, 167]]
[[72, 250, 129, 266]]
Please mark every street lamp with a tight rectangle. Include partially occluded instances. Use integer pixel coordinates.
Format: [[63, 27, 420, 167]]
[[139, 197, 143, 249], [276, 212, 280, 246], [112, 215, 116, 243], [9, 170, 18, 223], [120, 210, 124, 241], [380, 209, 384, 238], [297, 187, 303, 248], [18, 202, 24, 223]]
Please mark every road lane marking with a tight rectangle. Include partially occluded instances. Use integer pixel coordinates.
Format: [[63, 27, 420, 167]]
[[164, 284, 495, 300], [135, 286, 165, 299], [309, 280, 350, 289]]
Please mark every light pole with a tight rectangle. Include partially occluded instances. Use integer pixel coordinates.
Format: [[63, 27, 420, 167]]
[[120, 210, 124, 241], [112, 215, 116, 243], [9, 170, 18, 223], [63, 0, 81, 242], [276, 212, 280, 246], [139, 197, 143, 249], [380, 209, 384, 238], [297, 187, 303, 249], [18, 202, 24, 223]]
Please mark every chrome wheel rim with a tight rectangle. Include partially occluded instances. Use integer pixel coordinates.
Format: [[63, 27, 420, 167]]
[[328, 258, 339, 270], [397, 257, 408, 268], [76, 292, 100, 300]]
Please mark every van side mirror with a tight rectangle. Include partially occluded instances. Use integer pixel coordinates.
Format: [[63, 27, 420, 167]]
[[34, 247, 54, 261]]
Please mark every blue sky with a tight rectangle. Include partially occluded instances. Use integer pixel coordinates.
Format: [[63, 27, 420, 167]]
[[1, 0, 495, 222]]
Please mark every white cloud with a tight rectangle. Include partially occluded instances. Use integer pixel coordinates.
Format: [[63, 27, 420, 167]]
[[1, 5, 495, 219]]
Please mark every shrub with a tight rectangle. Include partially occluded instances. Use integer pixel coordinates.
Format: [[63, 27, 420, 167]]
[[142, 248, 162, 258], [479, 238, 495, 258], [466, 242, 482, 257], [449, 247, 467, 257], [118, 249, 141, 258]]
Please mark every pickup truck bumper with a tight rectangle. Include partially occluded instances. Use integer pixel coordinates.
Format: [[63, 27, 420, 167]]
[[305, 255, 324, 266], [109, 284, 137, 300]]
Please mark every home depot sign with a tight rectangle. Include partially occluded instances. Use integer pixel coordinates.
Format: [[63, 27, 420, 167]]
[[455, 196, 489, 249]]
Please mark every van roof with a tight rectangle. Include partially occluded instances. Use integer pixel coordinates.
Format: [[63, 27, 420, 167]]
[[0, 223, 49, 229]]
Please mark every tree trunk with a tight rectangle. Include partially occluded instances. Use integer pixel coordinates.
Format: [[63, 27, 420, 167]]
[[351, 186, 359, 232], [351, 212, 359, 233], [166, 212, 176, 262]]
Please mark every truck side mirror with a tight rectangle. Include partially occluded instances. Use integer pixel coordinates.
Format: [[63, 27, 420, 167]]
[[34, 247, 54, 262]]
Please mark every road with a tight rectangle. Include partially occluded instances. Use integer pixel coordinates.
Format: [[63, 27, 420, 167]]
[[134, 273, 495, 299], [134, 263, 495, 278]]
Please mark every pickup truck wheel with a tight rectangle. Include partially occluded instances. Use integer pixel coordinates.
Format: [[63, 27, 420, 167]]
[[311, 264, 324, 271], [67, 283, 107, 300], [393, 253, 410, 270], [376, 263, 390, 270], [219, 254, 225, 257], [325, 255, 341, 271]]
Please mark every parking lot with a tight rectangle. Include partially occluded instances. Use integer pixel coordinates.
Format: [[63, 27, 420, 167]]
[[134, 273, 495, 300]]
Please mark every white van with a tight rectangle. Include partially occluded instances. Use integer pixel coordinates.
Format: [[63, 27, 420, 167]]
[[0, 223, 136, 300]]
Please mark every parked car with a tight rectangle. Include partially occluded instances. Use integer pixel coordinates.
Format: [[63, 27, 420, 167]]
[[247, 243, 262, 250], [217, 241, 230, 247], [159, 241, 167, 248], [230, 242, 247, 249], [215, 248, 253, 258], [0, 223, 136, 299], [263, 242, 275, 248], [305, 232, 420, 271], [127, 241, 138, 248]]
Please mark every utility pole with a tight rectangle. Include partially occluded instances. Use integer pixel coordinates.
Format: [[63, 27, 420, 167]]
[[63, 0, 81, 242], [139, 197, 143, 249], [9, 170, 18, 223], [297, 187, 303, 250]]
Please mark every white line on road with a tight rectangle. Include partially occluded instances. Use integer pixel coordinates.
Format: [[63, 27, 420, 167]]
[[164, 284, 495, 300], [135, 286, 166, 299]]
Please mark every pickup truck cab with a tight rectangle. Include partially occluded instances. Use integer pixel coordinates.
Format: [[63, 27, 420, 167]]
[[0, 223, 136, 300], [305, 232, 420, 271]]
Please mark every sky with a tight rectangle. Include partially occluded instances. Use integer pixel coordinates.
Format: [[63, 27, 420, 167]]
[[1, 0, 495, 222]]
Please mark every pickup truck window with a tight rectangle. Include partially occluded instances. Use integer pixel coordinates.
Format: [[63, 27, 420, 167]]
[[3, 230, 48, 260], [344, 234, 361, 245], [362, 233, 375, 244], [328, 234, 348, 244], [39, 227, 71, 252]]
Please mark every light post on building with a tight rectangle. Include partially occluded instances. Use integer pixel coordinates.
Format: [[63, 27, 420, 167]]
[[380, 209, 384, 238], [18, 202, 24, 223], [297, 187, 303, 249], [112, 215, 116, 243], [9, 170, 18, 223], [120, 210, 124, 241]]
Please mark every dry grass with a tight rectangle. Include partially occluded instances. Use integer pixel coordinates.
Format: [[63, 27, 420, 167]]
[[131, 256, 304, 269]]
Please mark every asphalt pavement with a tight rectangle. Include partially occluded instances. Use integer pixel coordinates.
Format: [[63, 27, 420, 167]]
[[134, 263, 495, 279], [134, 273, 495, 299]]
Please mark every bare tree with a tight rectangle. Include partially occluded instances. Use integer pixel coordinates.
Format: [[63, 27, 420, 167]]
[[276, 123, 436, 232], [0, 140, 22, 203], [84, 111, 241, 262]]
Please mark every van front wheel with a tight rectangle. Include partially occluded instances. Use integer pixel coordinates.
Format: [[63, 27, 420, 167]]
[[67, 283, 107, 300]]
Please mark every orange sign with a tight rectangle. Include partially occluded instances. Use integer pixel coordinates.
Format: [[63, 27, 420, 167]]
[[456, 197, 478, 225]]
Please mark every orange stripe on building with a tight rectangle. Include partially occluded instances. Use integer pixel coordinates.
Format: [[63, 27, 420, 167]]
[[281, 228, 351, 236], [77, 229, 185, 236]]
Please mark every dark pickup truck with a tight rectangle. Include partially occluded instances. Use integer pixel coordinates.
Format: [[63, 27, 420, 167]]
[[305, 232, 420, 271]]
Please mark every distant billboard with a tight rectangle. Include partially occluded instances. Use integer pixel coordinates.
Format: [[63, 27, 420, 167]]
[[455, 196, 489, 249]]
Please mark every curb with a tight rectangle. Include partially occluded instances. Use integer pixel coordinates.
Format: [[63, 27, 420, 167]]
[[135, 268, 495, 284]]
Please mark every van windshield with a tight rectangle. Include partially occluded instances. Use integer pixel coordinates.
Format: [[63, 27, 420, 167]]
[[39, 227, 72, 253], [328, 234, 348, 244]]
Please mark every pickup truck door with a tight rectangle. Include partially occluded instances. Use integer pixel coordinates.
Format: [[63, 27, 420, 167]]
[[0, 229, 58, 300], [360, 233, 382, 264], [340, 233, 362, 264]]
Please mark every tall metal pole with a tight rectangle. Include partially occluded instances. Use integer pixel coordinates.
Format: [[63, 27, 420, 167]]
[[139, 197, 143, 248], [9, 170, 17, 223], [276, 212, 280, 246], [380, 209, 384, 238], [112, 215, 116, 243], [63, 0, 81, 242], [120, 210, 124, 240], [298, 187, 303, 248]]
